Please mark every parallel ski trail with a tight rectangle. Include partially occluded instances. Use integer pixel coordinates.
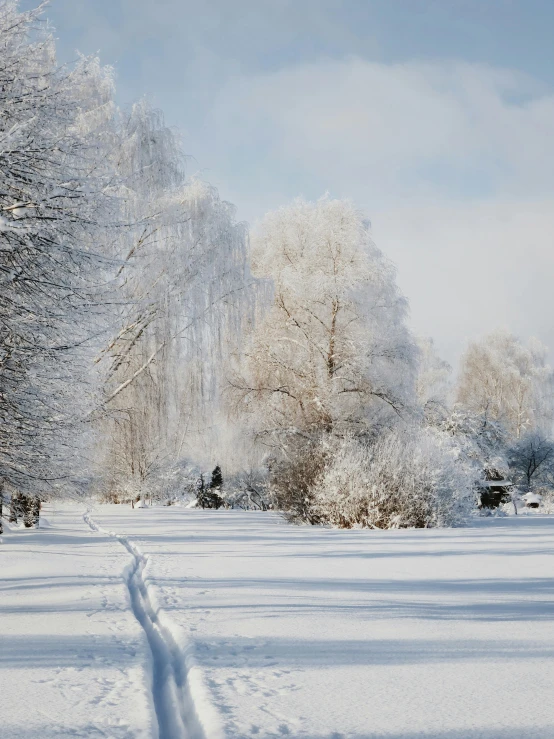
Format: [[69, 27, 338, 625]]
[[84, 511, 204, 739]]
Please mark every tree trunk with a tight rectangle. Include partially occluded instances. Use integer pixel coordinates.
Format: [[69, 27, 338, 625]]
[[327, 300, 339, 378], [31, 496, 41, 528], [9, 493, 20, 524], [23, 495, 34, 528]]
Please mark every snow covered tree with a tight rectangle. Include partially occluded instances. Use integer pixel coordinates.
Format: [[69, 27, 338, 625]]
[[0, 2, 118, 497], [230, 197, 417, 444], [228, 198, 429, 524], [456, 331, 554, 440], [31, 495, 41, 527], [210, 465, 223, 492], [416, 337, 452, 417], [9, 491, 24, 523], [430, 405, 514, 509], [22, 495, 34, 528], [97, 102, 256, 501], [196, 470, 224, 509], [435, 407, 508, 479], [508, 432, 554, 491]]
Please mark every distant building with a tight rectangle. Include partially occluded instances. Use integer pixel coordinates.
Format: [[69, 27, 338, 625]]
[[478, 477, 513, 509]]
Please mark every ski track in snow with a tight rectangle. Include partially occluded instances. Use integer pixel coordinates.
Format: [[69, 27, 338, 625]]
[[83, 511, 204, 739]]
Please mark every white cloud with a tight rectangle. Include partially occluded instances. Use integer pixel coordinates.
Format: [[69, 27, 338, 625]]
[[203, 58, 554, 364], [210, 58, 554, 200], [371, 198, 554, 366]]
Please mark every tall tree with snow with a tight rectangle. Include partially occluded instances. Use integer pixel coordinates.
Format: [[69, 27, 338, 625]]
[[97, 102, 257, 500], [416, 336, 452, 415], [230, 197, 417, 444], [0, 1, 117, 498], [456, 330, 554, 439]]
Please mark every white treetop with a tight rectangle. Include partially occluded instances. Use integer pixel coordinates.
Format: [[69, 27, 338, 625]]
[[456, 330, 554, 439], [231, 197, 417, 442]]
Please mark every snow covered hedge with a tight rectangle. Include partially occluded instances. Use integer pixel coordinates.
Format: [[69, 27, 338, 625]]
[[275, 426, 474, 529]]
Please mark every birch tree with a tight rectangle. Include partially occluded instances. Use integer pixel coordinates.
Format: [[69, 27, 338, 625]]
[[456, 331, 554, 439], [97, 102, 256, 500], [230, 197, 417, 443]]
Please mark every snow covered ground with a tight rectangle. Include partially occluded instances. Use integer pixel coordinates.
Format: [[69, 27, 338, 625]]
[[3, 506, 554, 738], [0, 505, 155, 739]]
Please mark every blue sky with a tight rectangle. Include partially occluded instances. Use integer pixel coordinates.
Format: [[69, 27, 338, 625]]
[[25, 0, 554, 365]]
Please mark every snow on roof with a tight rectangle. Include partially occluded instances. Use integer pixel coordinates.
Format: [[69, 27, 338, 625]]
[[481, 479, 513, 487]]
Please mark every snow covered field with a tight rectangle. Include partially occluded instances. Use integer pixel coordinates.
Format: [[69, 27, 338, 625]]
[[3, 506, 554, 739]]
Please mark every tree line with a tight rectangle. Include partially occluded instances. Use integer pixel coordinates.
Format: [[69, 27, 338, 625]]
[[1, 1, 553, 531]]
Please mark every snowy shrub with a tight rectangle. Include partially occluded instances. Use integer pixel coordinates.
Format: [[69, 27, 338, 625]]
[[311, 427, 474, 529], [222, 468, 273, 510], [529, 487, 554, 513], [436, 408, 508, 476], [270, 437, 327, 524], [97, 490, 126, 504], [96, 457, 203, 506]]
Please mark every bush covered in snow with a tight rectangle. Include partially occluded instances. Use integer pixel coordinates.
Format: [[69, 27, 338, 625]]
[[221, 467, 273, 510], [270, 437, 327, 524], [312, 428, 474, 529], [273, 427, 475, 529]]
